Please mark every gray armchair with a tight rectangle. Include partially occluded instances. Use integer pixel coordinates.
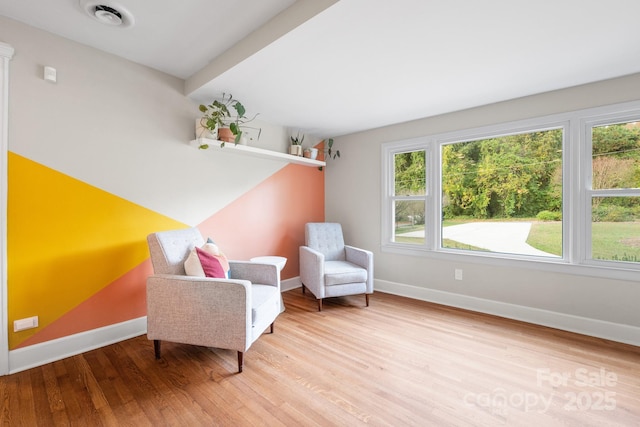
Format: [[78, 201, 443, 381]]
[[146, 227, 281, 373], [299, 223, 373, 311]]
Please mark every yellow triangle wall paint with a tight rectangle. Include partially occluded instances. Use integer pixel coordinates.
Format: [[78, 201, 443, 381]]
[[7, 152, 186, 349]]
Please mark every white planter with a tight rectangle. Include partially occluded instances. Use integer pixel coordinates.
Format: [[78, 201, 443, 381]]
[[289, 145, 303, 156]]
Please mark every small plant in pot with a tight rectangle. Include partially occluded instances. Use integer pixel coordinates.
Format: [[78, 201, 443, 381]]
[[198, 93, 261, 148], [303, 146, 319, 160], [289, 132, 304, 156]]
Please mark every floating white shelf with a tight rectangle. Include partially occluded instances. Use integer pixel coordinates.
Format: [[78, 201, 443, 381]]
[[190, 138, 326, 168]]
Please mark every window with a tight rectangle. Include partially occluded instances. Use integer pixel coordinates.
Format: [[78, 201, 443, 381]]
[[392, 150, 426, 245], [382, 101, 640, 277], [588, 119, 640, 264], [441, 129, 563, 258]]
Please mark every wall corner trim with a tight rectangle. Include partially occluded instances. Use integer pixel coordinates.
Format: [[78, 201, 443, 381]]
[[0, 41, 14, 376], [8, 317, 146, 374], [374, 279, 640, 347], [0, 42, 14, 59]]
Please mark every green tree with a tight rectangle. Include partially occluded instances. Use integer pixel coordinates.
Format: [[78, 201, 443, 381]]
[[442, 129, 562, 219], [592, 123, 640, 213], [592, 124, 640, 158], [394, 151, 426, 229], [395, 151, 426, 196], [592, 123, 640, 191], [442, 142, 482, 218]]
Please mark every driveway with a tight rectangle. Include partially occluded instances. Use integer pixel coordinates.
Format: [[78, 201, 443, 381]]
[[400, 222, 556, 257]]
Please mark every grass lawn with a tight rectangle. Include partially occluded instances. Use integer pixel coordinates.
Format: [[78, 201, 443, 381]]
[[395, 234, 484, 251], [526, 221, 562, 255], [527, 221, 640, 261], [394, 236, 424, 244], [396, 220, 640, 262]]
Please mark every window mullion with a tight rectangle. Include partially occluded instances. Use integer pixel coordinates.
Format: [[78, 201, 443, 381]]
[[567, 117, 583, 265], [430, 139, 440, 251]]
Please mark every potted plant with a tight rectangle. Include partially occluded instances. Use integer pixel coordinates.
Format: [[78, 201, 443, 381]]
[[303, 147, 319, 159], [289, 132, 304, 156], [197, 93, 261, 148], [318, 138, 340, 170]]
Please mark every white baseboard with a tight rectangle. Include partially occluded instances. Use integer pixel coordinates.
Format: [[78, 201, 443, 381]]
[[375, 279, 640, 347], [281, 276, 301, 292], [9, 317, 147, 374], [10, 278, 636, 374]]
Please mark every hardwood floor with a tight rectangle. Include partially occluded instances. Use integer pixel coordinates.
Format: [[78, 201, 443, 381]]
[[2, 290, 639, 426]]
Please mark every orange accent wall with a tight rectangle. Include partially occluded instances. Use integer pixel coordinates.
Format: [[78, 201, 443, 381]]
[[198, 163, 325, 280]]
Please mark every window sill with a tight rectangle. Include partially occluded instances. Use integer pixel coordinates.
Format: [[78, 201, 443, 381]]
[[381, 243, 640, 282]]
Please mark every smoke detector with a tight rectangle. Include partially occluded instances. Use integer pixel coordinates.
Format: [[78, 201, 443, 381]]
[[80, 0, 135, 28]]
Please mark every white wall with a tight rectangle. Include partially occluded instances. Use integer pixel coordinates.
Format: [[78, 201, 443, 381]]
[[0, 16, 290, 226], [0, 16, 303, 371], [326, 73, 640, 345]]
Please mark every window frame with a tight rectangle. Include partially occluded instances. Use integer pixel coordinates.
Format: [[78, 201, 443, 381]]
[[383, 138, 431, 249], [381, 100, 640, 281], [582, 112, 640, 268]]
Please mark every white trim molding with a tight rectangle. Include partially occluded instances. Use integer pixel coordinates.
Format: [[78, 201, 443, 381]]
[[374, 279, 640, 347], [281, 276, 301, 292], [9, 317, 147, 374], [0, 41, 15, 376]]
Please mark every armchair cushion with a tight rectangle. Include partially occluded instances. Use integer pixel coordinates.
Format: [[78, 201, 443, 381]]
[[324, 260, 367, 286], [251, 284, 281, 326], [305, 222, 346, 261]]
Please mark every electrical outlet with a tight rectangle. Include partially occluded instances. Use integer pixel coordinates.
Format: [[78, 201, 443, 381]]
[[454, 269, 463, 281], [14, 316, 38, 332]]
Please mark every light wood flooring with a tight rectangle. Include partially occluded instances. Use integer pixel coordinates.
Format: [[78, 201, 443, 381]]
[[1, 290, 639, 426]]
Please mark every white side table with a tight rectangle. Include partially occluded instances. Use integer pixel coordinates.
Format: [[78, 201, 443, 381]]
[[250, 256, 287, 312], [250, 256, 287, 272]]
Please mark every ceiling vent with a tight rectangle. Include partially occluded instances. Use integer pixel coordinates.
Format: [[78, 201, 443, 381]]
[[80, 0, 135, 28]]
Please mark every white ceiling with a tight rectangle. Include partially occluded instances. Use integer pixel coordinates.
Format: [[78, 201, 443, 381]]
[[2, 0, 640, 137]]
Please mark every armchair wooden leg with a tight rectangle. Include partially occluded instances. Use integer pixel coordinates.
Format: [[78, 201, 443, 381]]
[[365, 294, 370, 307], [237, 351, 244, 373], [270, 322, 274, 334], [317, 298, 322, 312], [154, 340, 161, 359], [301, 284, 306, 294]]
